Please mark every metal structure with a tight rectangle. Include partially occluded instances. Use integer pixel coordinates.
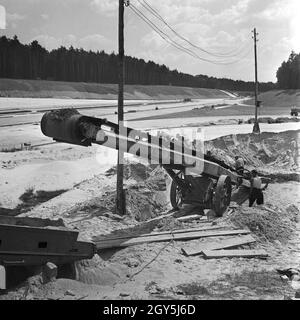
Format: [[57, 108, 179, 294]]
[[0, 214, 95, 289], [0, 223, 95, 267], [40, 108, 252, 217]]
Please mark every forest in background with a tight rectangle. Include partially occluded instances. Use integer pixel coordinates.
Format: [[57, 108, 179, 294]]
[[276, 52, 300, 89], [0, 35, 297, 91]]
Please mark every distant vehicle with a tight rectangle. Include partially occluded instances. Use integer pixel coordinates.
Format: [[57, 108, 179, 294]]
[[183, 98, 192, 102], [291, 106, 299, 116]]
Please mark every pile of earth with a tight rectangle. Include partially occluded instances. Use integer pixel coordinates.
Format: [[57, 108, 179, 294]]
[[225, 204, 299, 243], [205, 130, 299, 181], [67, 161, 170, 223], [104, 161, 156, 181]]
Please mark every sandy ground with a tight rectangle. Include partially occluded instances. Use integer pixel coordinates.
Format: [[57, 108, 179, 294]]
[[1, 178, 298, 300], [1, 125, 299, 209], [0, 97, 238, 127], [132, 103, 292, 121], [0, 128, 299, 300], [0, 95, 299, 300]]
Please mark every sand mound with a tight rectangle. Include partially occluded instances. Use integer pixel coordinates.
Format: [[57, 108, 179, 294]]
[[206, 130, 299, 181], [226, 204, 299, 243], [105, 161, 154, 181], [67, 162, 169, 222]]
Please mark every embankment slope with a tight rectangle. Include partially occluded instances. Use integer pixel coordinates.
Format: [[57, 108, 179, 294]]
[[0, 78, 228, 100], [246, 89, 300, 109]]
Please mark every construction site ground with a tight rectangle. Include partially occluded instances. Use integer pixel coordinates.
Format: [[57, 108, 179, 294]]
[[0, 127, 299, 300]]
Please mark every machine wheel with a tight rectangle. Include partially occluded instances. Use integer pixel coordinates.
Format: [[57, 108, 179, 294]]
[[213, 175, 232, 217], [170, 180, 183, 209]]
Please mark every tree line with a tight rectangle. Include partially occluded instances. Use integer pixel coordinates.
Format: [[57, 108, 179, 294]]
[[0, 35, 278, 91], [276, 51, 300, 89]]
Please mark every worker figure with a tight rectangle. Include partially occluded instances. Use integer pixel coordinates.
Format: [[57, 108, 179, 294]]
[[206, 150, 213, 159], [249, 170, 269, 207], [235, 156, 245, 175]]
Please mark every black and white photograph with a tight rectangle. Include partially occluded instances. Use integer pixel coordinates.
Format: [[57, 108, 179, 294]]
[[0, 0, 299, 303]]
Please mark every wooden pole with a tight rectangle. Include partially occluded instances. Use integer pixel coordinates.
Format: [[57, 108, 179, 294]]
[[252, 28, 260, 133], [116, 0, 125, 215]]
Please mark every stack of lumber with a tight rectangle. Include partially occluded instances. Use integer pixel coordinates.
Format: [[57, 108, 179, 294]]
[[95, 226, 250, 250], [94, 214, 268, 259], [181, 234, 256, 256]]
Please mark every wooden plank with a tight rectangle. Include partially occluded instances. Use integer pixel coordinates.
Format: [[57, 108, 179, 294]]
[[95, 225, 224, 243], [202, 249, 268, 259], [177, 215, 208, 222], [95, 229, 250, 249], [260, 206, 278, 214], [146, 212, 175, 223], [181, 235, 256, 256]]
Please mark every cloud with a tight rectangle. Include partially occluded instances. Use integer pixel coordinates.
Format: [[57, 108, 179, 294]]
[[2, 0, 297, 81], [91, 0, 118, 15], [0, 5, 6, 29], [6, 12, 26, 29], [31, 33, 115, 52], [31, 34, 60, 49], [78, 34, 115, 52], [6, 12, 26, 22], [289, 0, 300, 51], [126, 0, 296, 81], [132, 0, 250, 50], [41, 13, 49, 20]]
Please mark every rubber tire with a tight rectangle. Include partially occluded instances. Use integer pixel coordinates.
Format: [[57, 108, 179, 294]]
[[213, 175, 232, 217]]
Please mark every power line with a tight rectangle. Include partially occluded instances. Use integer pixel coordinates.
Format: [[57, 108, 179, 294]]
[[138, 0, 250, 58], [129, 4, 251, 65], [129, 4, 211, 62]]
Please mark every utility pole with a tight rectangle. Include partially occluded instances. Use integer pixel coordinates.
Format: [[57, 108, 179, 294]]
[[116, 0, 126, 215], [252, 28, 260, 134]]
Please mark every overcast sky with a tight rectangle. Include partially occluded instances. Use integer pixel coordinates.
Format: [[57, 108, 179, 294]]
[[0, 0, 299, 82]]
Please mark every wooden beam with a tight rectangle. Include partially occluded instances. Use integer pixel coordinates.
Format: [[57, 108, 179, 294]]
[[177, 215, 209, 222], [181, 234, 256, 256], [202, 249, 268, 259], [96, 225, 222, 243], [95, 229, 250, 250], [146, 212, 175, 223]]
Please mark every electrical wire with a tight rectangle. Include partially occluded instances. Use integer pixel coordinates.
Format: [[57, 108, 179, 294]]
[[138, 0, 250, 58], [130, 4, 247, 64], [129, 4, 251, 65]]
